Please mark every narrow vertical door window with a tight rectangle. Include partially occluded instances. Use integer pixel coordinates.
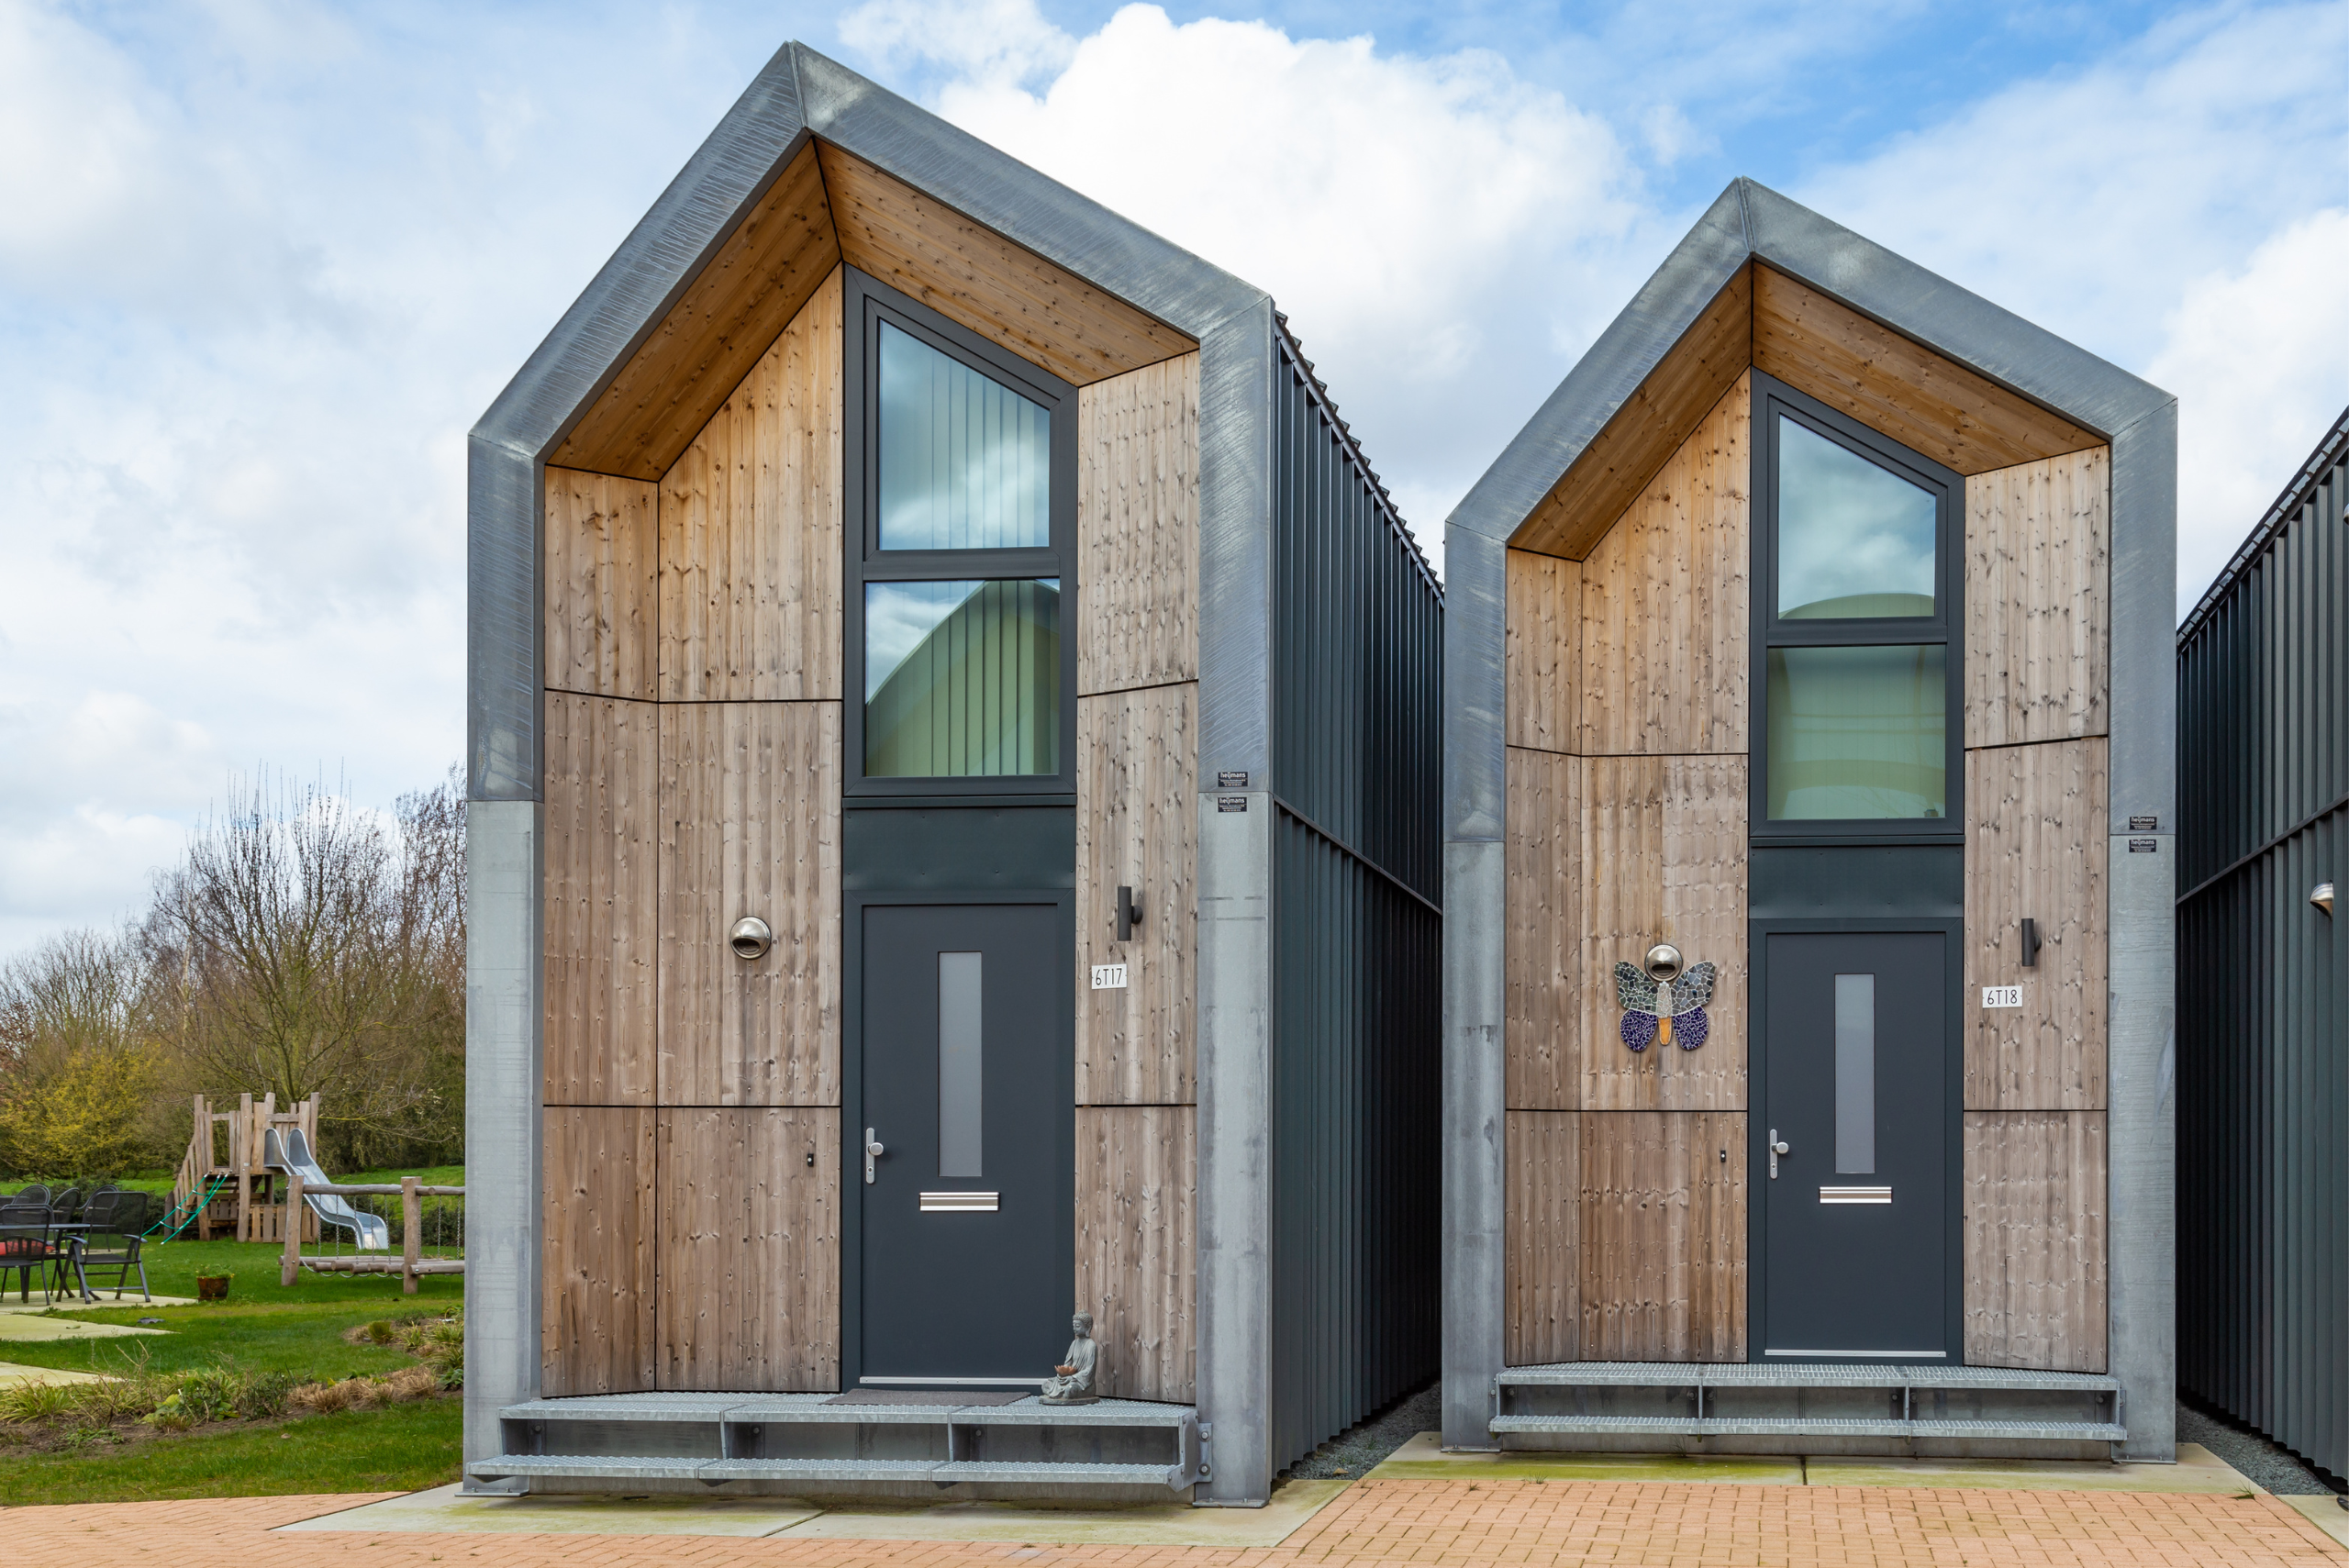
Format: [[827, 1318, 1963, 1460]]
[[1834, 973, 1875, 1173], [938, 951, 984, 1178]]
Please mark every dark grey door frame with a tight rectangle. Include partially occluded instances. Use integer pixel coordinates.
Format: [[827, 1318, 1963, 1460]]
[[1746, 914, 1965, 1363], [841, 886, 1075, 1388]]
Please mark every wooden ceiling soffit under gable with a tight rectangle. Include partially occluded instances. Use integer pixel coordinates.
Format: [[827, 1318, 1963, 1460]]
[[551, 141, 842, 483], [1751, 265, 2100, 477], [817, 141, 1196, 387], [1510, 264, 1753, 561], [1511, 261, 2106, 561]]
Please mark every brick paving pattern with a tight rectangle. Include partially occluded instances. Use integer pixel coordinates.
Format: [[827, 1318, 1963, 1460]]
[[8, 1479, 2345, 1566]]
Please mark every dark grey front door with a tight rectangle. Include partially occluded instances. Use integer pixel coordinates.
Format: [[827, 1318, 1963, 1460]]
[[859, 902, 1068, 1385], [1758, 930, 1954, 1361]]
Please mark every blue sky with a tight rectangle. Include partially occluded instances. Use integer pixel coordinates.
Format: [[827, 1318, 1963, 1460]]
[[3, 0, 2346, 958]]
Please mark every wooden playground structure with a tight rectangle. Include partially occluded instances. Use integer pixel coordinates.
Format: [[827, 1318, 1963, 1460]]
[[278, 1171, 465, 1295], [172, 1092, 322, 1243]]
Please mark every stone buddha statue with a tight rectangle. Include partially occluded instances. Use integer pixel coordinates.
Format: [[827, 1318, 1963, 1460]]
[[1039, 1311, 1099, 1405]]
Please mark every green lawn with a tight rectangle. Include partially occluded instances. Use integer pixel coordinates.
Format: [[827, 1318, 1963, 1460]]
[[0, 1396, 462, 1505]]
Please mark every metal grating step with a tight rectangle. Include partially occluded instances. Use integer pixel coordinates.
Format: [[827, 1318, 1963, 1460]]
[[1494, 1362, 2120, 1394], [468, 1455, 711, 1481], [469, 1454, 1192, 1488], [933, 1461, 1187, 1485], [1489, 1415, 2126, 1440], [696, 1459, 948, 1483]]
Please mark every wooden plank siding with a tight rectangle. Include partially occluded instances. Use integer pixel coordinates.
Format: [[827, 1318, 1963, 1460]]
[[1965, 449, 2111, 747], [1077, 354, 1200, 695], [554, 143, 841, 482], [542, 1107, 657, 1396], [819, 143, 1194, 387], [1965, 739, 2110, 1111], [1578, 1111, 1746, 1362], [1576, 374, 1750, 758], [1752, 266, 2101, 477], [1512, 267, 1753, 562], [546, 469, 659, 702], [657, 1107, 841, 1391], [1505, 1111, 1581, 1365], [1506, 550, 1579, 753], [658, 701, 841, 1107], [658, 269, 844, 704], [1075, 684, 1197, 1105], [1964, 1111, 2108, 1372], [543, 693, 659, 1106], [1505, 748, 1576, 1109], [1074, 1106, 1196, 1401]]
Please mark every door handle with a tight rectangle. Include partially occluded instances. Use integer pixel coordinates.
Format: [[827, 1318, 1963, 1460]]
[[864, 1128, 885, 1185], [1769, 1130, 1790, 1179]]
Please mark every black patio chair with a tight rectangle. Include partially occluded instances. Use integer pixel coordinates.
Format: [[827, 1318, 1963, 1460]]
[[46, 1187, 83, 1223], [0, 1202, 63, 1305], [68, 1192, 150, 1303], [11, 1184, 50, 1207]]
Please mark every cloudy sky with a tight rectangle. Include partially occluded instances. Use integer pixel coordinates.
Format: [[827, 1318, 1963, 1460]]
[[3, 0, 2346, 960]]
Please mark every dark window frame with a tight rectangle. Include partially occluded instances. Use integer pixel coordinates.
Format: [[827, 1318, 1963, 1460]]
[[841, 265, 1079, 801], [1749, 370, 1965, 846]]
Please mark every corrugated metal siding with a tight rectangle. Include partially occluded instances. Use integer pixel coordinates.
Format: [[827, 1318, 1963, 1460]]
[[1266, 324, 1443, 1473], [2177, 405, 2349, 1480]]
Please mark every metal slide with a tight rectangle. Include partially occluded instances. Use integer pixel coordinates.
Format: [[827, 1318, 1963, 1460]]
[[262, 1127, 390, 1250]]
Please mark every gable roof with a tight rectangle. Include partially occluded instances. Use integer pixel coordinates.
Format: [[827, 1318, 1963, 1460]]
[[1448, 178, 2173, 550]]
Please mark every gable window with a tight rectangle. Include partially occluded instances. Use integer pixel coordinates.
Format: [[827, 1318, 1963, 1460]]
[[1752, 373, 1963, 838], [844, 269, 1076, 795]]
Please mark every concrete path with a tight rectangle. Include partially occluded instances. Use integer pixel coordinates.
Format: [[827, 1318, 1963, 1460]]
[[0, 1294, 192, 1316], [5, 1458, 2344, 1567], [0, 1359, 110, 1386]]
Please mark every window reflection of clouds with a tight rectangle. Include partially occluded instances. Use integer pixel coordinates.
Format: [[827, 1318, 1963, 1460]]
[[1777, 417, 1937, 619], [864, 580, 983, 701], [878, 322, 1050, 551], [1765, 644, 1947, 820]]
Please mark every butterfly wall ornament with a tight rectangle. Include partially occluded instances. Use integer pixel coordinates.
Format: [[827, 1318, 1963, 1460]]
[[1615, 942, 1716, 1052]]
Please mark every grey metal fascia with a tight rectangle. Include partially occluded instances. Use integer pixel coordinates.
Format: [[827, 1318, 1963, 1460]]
[[1197, 297, 1277, 791], [1443, 183, 1750, 548], [1738, 180, 2170, 443], [466, 44, 810, 801], [791, 45, 1263, 341]]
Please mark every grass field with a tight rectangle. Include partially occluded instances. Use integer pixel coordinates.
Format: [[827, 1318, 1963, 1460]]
[[0, 1165, 469, 1504]]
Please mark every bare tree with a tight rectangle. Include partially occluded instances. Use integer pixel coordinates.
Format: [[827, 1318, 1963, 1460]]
[[150, 770, 465, 1169]]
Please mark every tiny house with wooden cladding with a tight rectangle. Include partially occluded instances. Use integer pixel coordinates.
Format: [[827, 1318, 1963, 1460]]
[[1441, 182, 2176, 1460], [465, 44, 1440, 1506]]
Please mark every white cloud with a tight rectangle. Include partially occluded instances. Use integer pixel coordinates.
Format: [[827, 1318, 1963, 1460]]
[[2152, 208, 2349, 607]]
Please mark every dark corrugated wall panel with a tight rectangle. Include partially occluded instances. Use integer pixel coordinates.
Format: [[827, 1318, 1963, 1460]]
[[1266, 326, 1442, 1473], [2177, 409, 2349, 1481]]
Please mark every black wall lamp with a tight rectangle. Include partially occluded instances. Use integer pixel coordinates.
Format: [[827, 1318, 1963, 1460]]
[[1117, 885, 1143, 942], [2020, 918, 2042, 968]]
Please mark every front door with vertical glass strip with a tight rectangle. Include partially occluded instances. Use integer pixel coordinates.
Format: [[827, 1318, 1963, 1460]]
[[1757, 929, 1955, 1362], [858, 902, 1067, 1386]]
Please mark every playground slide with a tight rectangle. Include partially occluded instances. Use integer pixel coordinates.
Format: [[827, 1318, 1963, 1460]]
[[262, 1127, 391, 1251]]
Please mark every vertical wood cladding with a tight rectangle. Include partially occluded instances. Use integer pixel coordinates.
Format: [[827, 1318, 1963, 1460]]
[[1965, 449, 2111, 747], [1506, 1110, 1581, 1365], [541, 1107, 656, 1396], [658, 701, 841, 1107], [1506, 550, 1579, 752], [1078, 354, 1199, 695], [656, 1107, 841, 1391], [1074, 1106, 1197, 1401], [543, 693, 658, 1106], [1576, 374, 1750, 757], [1965, 739, 2110, 1110], [1504, 751, 1748, 1112], [1577, 1111, 1747, 1362], [546, 469, 658, 702], [658, 269, 843, 704], [1964, 1111, 2108, 1372], [1075, 684, 1197, 1105]]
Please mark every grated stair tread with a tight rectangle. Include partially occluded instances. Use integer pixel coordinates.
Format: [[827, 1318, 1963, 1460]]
[[1490, 1415, 2126, 1440]]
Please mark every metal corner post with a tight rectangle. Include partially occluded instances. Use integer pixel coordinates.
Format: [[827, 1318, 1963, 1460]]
[[1193, 296, 1275, 1505], [2107, 399, 2178, 1462], [1441, 526, 1507, 1448], [462, 796, 543, 1490]]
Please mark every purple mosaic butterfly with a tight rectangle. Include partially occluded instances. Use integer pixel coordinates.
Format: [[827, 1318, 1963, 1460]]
[[1614, 960, 1716, 1052]]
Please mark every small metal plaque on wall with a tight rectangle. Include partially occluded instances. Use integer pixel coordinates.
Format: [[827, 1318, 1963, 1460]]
[[2130, 816, 2159, 831], [1219, 772, 1249, 788], [2129, 839, 2157, 853], [1218, 796, 1248, 812], [1981, 985, 2023, 1009], [1090, 963, 1128, 990]]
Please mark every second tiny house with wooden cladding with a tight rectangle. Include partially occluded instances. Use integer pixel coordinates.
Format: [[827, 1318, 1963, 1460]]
[[1442, 182, 2177, 1459], [463, 42, 1439, 1507]]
